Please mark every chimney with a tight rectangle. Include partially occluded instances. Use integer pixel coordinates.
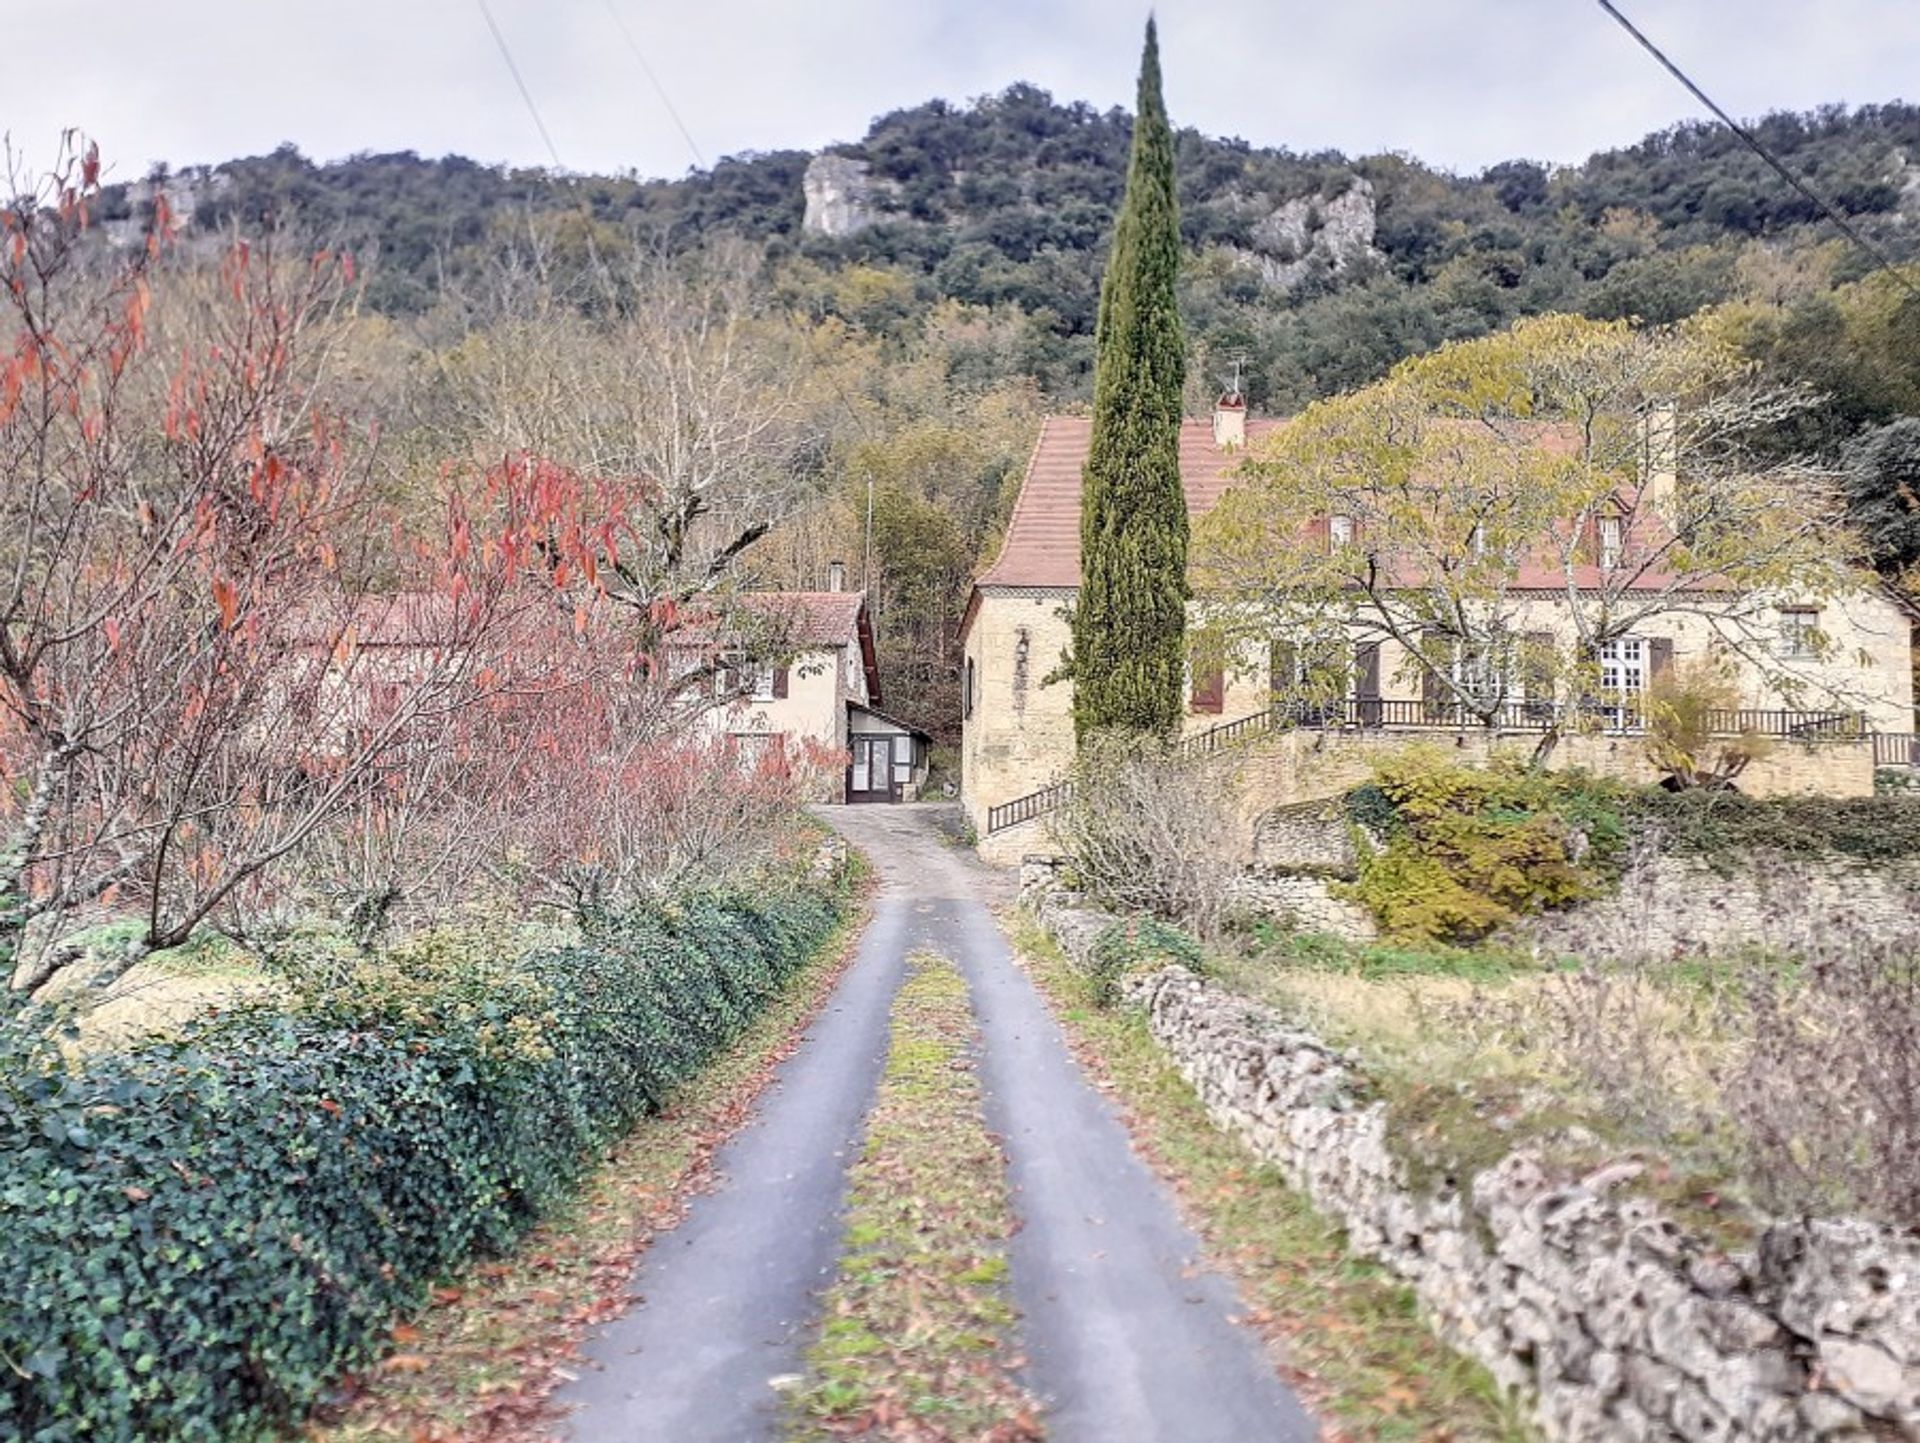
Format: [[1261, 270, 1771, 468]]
[[1212, 391, 1247, 450], [827, 559, 846, 593], [1641, 404, 1677, 514]]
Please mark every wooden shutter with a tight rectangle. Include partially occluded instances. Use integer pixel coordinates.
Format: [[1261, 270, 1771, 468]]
[[1353, 642, 1381, 726], [772, 664, 790, 699], [1577, 513, 1601, 566], [1648, 637, 1675, 682], [1269, 639, 1298, 712], [1191, 629, 1225, 714], [1354, 643, 1381, 699], [1417, 629, 1445, 720], [1192, 658, 1225, 714]]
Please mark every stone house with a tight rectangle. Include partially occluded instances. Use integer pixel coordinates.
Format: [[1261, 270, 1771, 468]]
[[683, 573, 932, 804], [959, 401, 1918, 849]]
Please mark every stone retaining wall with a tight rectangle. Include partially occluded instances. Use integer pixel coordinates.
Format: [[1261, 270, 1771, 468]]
[[1032, 894, 1920, 1442], [1520, 854, 1920, 960]]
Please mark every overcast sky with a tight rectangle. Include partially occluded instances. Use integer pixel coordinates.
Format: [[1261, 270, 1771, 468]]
[[9, 1, 1920, 185]]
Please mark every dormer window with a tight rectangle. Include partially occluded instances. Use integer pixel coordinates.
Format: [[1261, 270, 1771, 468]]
[[1599, 515, 1624, 570]]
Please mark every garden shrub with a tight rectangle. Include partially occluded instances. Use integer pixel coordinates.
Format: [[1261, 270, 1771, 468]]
[[0, 881, 846, 1442], [1341, 749, 1628, 944], [1623, 789, 1920, 865], [1086, 916, 1204, 1005]]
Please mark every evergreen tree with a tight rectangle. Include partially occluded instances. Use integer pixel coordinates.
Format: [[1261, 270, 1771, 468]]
[[1072, 17, 1188, 742]]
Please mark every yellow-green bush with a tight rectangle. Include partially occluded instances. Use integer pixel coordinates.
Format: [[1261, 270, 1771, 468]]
[[1341, 749, 1627, 944]]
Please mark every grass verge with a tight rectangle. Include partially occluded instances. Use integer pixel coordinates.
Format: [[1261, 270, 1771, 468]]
[[788, 951, 1042, 1443], [303, 878, 873, 1443], [1003, 911, 1533, 1443]]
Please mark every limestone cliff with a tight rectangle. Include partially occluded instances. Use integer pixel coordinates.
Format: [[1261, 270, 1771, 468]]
[[803, 154, 894, 238]]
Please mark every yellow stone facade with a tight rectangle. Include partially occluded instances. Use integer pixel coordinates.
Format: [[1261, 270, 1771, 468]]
[[961, 582, 1915, 855]]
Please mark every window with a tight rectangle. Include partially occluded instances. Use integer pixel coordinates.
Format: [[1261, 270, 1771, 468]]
[[1329, 513, 1355, 549], [1780, 606, 1821, 659], [1599, 515, 1623, 570], [1597, 636, 1647, 727], [963, 658, 976, 719], [716, 654, 775, 702]]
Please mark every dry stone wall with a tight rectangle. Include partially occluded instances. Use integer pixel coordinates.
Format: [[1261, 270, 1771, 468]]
[[1032, 893, 1920, 1442]]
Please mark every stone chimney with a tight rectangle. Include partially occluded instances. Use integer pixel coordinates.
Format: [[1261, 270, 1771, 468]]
[[1641, 404, 1677, 513], [827, 559, 846, 593], [1213, 391, 1247, 450]]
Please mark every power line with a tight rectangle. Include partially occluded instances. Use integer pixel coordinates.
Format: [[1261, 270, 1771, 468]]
[[1594, 0, 1920, 301], [475, 0, 565, 170], [600, 0, 707, 170]]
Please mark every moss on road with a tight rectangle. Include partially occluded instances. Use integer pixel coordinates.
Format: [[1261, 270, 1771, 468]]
[[790, 951, 1042, 1442]]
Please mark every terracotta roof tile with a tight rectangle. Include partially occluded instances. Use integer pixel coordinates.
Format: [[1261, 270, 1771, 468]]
[[977, 413, 1692, 594], [738, 591, 867, 647], [979, 417, 1286, 588]]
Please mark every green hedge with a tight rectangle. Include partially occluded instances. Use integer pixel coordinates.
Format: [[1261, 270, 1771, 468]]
[[0, 885, 844, 1442], [1623, 790, 1920, 863]]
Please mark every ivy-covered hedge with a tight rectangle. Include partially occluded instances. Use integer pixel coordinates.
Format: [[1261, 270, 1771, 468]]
[[1623, 789, 1920, 864], [0, 884, 845, 1442]]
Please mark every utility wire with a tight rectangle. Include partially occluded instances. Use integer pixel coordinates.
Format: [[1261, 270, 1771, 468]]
[[600, 0, 707, 170], [1595, 0, 1920, 300], [475, 0, 565, 170]]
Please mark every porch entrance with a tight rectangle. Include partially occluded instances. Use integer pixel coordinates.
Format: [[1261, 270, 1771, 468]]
[[847, 735, 900, 803]]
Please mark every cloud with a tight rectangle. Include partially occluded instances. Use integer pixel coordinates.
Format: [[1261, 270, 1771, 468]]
[[5, 0, 1917, 184]]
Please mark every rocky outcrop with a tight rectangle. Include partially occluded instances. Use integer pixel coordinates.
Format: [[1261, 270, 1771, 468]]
[[1235, 179, 1384, 291], [1027, 883, 1920, 1441], [802, 154, 893, 238]]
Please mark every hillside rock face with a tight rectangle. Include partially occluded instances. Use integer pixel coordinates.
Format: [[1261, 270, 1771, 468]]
[[803, 154, 888, 237], [1239, 178, 1384, 290]]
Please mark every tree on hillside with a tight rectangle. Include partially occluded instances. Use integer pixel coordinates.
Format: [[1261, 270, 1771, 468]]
[[1070, 18, 1188, 742], [1196, 314, 1860, 732], [1845, 418, 1920, 585]]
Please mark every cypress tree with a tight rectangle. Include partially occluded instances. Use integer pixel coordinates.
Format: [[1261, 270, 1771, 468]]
[[1072, 17, 1188, 742]]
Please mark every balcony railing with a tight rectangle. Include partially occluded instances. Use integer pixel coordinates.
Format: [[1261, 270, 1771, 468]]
[[1270, 696, 1867, 740], [983, 698, 1875, 836], [1874, 732, 1920, 768]]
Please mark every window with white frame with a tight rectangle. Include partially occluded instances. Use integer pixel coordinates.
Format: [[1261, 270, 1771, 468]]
[[1779, 606, 1821, 659], [1599, 514, 1624, 570], [1597, 637, 1647, 725], [1329, 513, 1355, 549]]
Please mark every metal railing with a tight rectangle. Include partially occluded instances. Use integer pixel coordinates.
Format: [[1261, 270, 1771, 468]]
[[1874, 733, 1920, 768], [1268, 696, 1867, 740], [983, 698, 1875, 835], [984, 708, 1276, 835]]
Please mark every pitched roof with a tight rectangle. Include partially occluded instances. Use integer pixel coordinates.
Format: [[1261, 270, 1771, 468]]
[[977, 416, 1288, 588], [739, 591, 868, 647], [974, 412, 1710, 600]]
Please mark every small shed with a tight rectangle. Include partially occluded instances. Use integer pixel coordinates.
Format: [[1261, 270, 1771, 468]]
[[845, 703, 933, 803]]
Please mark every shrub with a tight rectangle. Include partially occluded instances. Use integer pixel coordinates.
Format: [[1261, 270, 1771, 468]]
[[1048, 733, 1244, 938], [1640, 656, 1773, 790], [1085, 916, 1204, 1005], [1341, 749, 1628, 944], [1727, 933, 1920, 1223], [1623, 789, 1920, 864], [0, 883, 845, 1442]]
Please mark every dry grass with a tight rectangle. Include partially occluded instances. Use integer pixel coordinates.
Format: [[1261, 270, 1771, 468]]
[[1008, 912, 1532, 1443]]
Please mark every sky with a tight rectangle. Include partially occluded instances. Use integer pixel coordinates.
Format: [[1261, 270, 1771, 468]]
[[8, 1, 1920, 185]]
